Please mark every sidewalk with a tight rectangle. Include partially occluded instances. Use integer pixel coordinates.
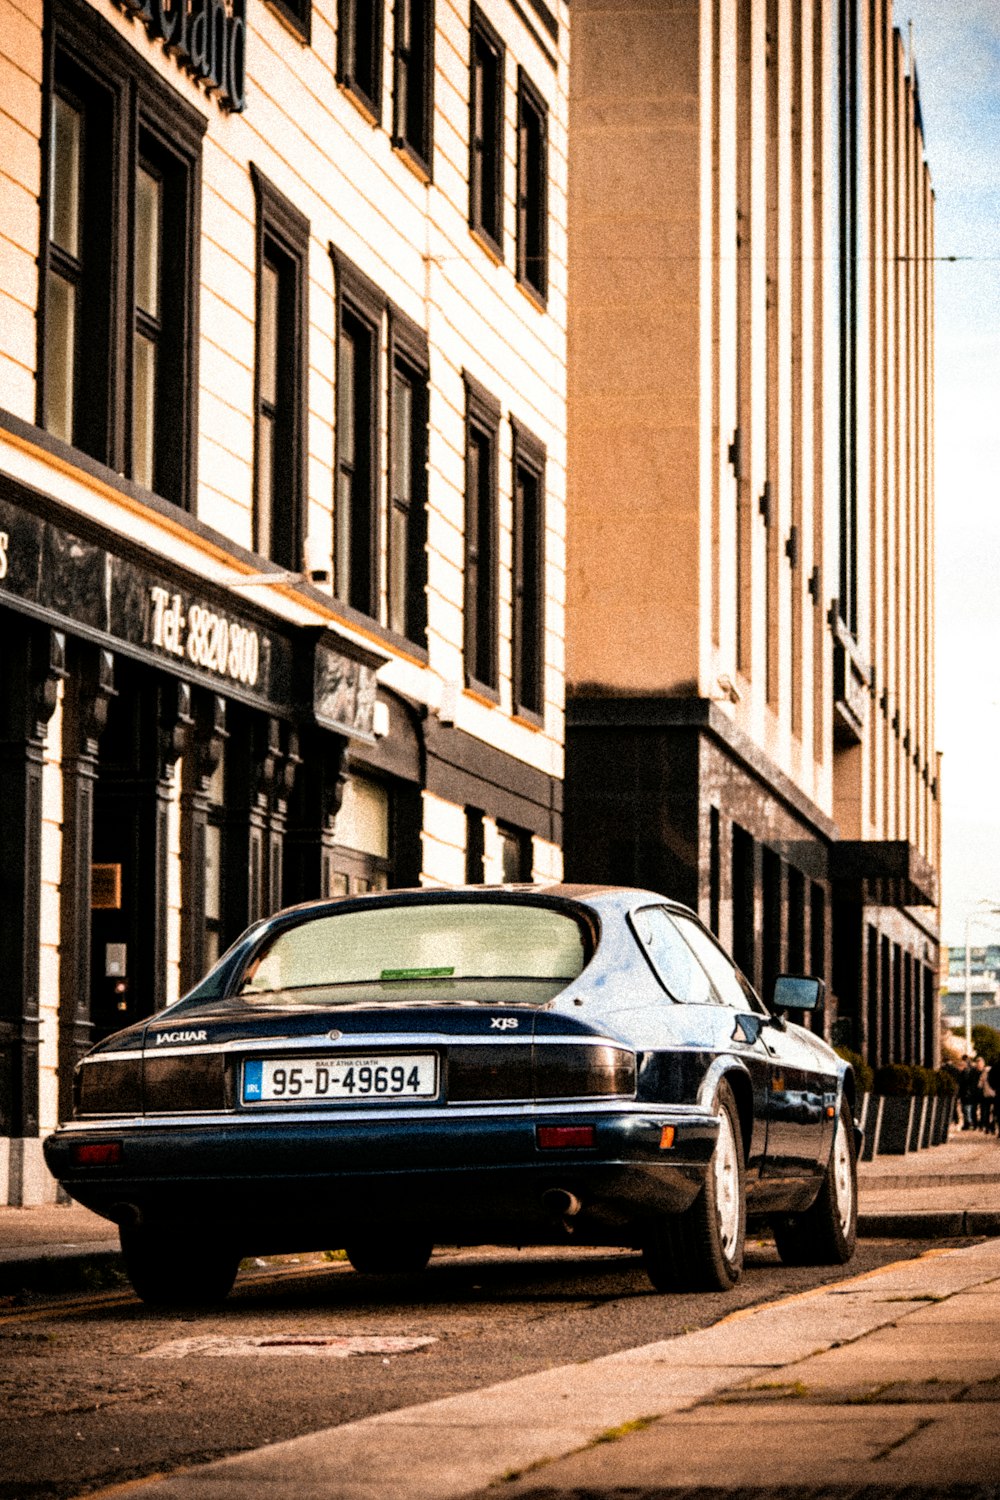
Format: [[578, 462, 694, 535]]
[[103, 1230, 1000, 1500], [2, 1130, 997, 1295]]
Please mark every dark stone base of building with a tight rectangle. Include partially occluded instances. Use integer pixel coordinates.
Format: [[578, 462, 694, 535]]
[[564, 697, 938, 1068]]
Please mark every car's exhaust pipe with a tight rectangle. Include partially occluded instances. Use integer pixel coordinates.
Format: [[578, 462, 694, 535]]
[[542, 1188, 582, 1219], [110, 1202, 143, 1229]]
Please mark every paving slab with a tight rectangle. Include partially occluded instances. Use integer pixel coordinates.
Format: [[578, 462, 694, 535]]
[[124, 1239, 1000, 1500]]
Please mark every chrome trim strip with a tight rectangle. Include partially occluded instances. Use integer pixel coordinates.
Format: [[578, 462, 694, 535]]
[[59, 1099, 710, 1132], [90, 1035, 633, 1063]]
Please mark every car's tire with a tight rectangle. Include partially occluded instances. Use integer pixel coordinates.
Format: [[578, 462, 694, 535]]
[[345, 1236, 433, 1275], [120, 1227, 240, 1309], [771, 1096, 858, 1266], [641, 1079, 746, 1293]]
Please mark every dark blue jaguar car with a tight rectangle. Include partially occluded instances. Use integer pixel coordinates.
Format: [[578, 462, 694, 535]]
[[44, 885, 858, 1306]]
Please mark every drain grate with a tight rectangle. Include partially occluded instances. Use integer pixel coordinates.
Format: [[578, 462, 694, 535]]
[[140, 1333, 437, 1359]]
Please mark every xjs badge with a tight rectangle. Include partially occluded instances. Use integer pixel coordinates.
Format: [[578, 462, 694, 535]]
[[491, 1017, 519, 1030]]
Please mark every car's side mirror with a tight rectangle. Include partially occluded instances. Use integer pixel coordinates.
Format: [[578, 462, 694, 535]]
[[771, 975, 825, 1012]]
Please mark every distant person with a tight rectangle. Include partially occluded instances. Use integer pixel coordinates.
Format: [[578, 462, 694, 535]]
[[972, 1057, 990, 1130], [986, 1059, 1000, 1136], [958, 1058, 977, 1129]]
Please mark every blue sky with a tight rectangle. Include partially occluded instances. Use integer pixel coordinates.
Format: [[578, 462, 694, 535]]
[[903, 1, 1000, 946]]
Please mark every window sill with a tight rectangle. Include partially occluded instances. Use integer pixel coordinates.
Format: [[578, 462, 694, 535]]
[[512, 706, 544, 731], [328, 596, 430, 666], [470, 225, 504, 268], [264, 0, 311, 44], [464, 675, 501, 708], [516, 275, 547, 313], [392, 138, 432, 185], [338, 78, 381, 128]]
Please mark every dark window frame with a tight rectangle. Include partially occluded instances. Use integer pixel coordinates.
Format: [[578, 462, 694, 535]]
[[266, 0, 311, 44], [463, 370, 501, 699], [392, 0, 435, 176], [496, 820, 532, 883], [332, 247, 386, 620], [510, 415, 545, 722], [387, 306, 429, 647], [251, 165, 310, 573], [337, 0, 385, 120], [515, 67, 548, 303], [469, 4, 505, 256], [38, 0, 204, 511]]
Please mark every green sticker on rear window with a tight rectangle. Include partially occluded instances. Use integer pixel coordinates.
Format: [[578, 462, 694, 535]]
[[380, 966, 456, 981]]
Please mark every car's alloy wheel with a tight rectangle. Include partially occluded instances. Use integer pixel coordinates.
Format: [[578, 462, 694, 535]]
[[120, 1227, 240, 1309], [641, 1080, 746, 1293], [771, 1095, 858, 1266]]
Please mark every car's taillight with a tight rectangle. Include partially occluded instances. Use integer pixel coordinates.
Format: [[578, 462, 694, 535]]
[[446, 1043, 636, 1102], [75, 1058, 143, 1117], [143, 1053, 228, 1113], [537, 1125, 596, 1149], [448, 1045, 534, 1101], [533, 1044, 636, 1100], [71, 1141, 123, 1166]]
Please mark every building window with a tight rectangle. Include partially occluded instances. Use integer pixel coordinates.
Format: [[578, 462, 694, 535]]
[[338, 0, 384, 118], [393, 0, 434, 172], [41, 2, 204, 509], [516, 70, 547, 301], [465, 808, 485, 883], [463, 373, 501, 694], [511, 418, 545, 719], [333, 250, 385, 618], [252, 167, 309, 572], [469, 6, 504, 253], [268, 0, 311, 43], [331, 774, 391, 893], [388, 309, 429, 644], [497, 822, 532, 883]]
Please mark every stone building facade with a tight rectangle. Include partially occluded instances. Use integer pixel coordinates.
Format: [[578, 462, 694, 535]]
[[0, 0, 568, 1201], [564, 0, 939, 1064]]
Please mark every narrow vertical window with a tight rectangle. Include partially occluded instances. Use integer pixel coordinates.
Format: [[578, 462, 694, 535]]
[[40, 16, 204, 509], [497, 822, 531, 883], [388, 309, 429, 645], [252, 166, 309, 572], [338, 0, 384, 118], [45, 92, 83, 445], [333, 251, 385, 618], [463, 374, 500, 694], [516, 70, 547, 302], [511, 417, 545, 719], [393, 0, 434, 172], [132, 162, 162, 490], [469, 7, 504, 253]]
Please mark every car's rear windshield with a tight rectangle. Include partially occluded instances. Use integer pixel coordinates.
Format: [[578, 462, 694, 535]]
[[239, 901, 589, 1003]]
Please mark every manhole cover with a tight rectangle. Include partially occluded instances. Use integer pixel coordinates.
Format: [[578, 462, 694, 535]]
[[140, 1333, 437, 1359]]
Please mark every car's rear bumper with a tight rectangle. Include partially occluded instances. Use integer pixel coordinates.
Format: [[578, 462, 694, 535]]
[[44, 1104, 719, 1252]]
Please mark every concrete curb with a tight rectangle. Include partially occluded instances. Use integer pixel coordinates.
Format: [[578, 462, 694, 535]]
[[858, 1209, 1000, 1238], [0, 1246, 123, 1296]]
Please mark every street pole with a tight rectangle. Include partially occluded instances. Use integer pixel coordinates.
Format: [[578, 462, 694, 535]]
[[965, 912, 973, 1054]]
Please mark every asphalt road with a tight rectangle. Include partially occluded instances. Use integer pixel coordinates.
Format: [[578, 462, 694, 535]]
[[0, 1235, 967, 1500]]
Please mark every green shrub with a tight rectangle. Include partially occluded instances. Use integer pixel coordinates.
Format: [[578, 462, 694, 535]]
[[935, 1067, 959, 1098], [911, 1066, 939, 1097], [834, 1046, 874, 1094], [971, 1025, 1000, 1066], [873, 1063, 915, 1097]]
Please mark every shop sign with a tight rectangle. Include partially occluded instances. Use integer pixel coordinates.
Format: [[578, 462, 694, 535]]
[[0, 494, 284, 707], [149, 586, 261, 688], [112, 0, 247, 112]]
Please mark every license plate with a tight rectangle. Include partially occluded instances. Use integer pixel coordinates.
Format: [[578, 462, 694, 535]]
[[242, 1054, 438, 1104]]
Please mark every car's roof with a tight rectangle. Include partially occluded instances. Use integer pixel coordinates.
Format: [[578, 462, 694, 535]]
[[258, 883, 695, 919]]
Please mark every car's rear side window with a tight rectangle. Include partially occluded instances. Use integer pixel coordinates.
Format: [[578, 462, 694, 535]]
[[240, 901, 588, 999], [632, 906, 717, 1005], [671, 913, 765, 1014]]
